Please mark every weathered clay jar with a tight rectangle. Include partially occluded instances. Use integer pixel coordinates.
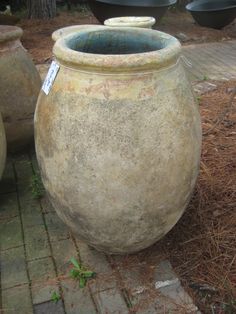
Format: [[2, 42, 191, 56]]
[[104, 16, 156, 28], [35, 26, 202, 254], [0, 113, 6, 179], [0, 26, 41, 151]]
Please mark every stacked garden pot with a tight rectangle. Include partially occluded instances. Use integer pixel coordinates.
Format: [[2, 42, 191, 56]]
[[35, 26, 202, 254], [0, 26, 41, 151], [0, 113, 6, 179]]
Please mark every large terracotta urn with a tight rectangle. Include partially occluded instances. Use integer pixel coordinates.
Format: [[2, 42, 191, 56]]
[[0, 26, 41, 151], [35, 26, 201, 254], [0, 113, 6, 179]]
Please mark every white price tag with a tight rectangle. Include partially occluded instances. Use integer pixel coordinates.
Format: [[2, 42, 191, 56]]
[[42, 61, 60, 95]]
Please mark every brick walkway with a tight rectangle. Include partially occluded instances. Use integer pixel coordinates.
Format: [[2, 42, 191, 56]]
[[0, 151, 198, 313]]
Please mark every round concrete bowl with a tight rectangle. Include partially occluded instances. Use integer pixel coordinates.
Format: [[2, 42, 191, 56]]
[[186, 0, 236, 29], [87, 0, 177, 23], [104, 16, 156, 28]]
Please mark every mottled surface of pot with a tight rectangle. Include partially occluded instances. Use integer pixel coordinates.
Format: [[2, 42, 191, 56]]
[[35, 27, 202, 254], [0, 113, 6, 179], [0, 26, 41, 151], [104, 16, 156, 28]]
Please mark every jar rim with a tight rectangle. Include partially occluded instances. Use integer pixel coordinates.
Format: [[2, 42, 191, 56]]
[[53, 26, 181, 73], [0, 26, 23, 43]]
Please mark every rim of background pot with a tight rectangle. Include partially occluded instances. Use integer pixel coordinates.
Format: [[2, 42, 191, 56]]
[[91, 0, 177, 8], [53, 26, 181, 73], [186, 0, 236, 12], [104, 16, 156, 28], [0, 25, 23, 43]]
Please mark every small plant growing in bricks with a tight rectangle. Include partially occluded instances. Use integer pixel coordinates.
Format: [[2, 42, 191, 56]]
[[31, 173, 45, 199], [51, 291, 61, 303], [69, 257, 95, 288]]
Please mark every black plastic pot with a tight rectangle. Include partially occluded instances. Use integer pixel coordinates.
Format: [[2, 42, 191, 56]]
[[186, 0, 236, 29], [88, 0, 177, 24]]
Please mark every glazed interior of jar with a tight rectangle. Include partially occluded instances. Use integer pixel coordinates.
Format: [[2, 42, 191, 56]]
[[67, 29, 167, 54]]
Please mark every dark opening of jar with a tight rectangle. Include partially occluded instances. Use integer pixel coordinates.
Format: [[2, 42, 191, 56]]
[[66, 29, 166, 55]]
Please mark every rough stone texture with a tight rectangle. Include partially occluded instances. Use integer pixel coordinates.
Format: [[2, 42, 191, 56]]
[[0, 26, 41, 152], [35, 27, 201, 254], [14, 154, 34, 187], [0, 216, 23, 250], [28, 257, 58, 304], [112, 256, 199, 313], [24, 225, 51, 261], [61, 279, 97, 314], [0, 192, 18, 220], [2, 284, 33, 314], [153, 260, 199, 313], [0, 112, 6, 179], [51, 238, 77, 275], [78, 240, 117, 292], [45, 212, 70, 242], [0, 161, 16, 194], [112, 254, 160, 313], [93, 288, 129, 314], [1, 246, 28, 289], [34, 300, 65, 314]]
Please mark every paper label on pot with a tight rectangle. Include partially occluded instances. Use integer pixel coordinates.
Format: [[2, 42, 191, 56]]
[[42, 61, 60, 95]]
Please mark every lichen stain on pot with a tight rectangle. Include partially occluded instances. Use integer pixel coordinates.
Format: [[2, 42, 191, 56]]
[[35, 27, 202, 254], [0, 25, 41, 152]]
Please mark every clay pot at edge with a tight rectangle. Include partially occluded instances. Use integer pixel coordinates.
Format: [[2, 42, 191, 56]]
[[0, 25, 41, 152]]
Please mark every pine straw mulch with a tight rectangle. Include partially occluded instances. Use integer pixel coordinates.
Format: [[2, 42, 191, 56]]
[[159, 80, 236, 313], [108, 80, 236, 314]]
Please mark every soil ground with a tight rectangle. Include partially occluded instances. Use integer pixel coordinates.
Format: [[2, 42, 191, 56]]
[[11, 6, 236, 313], [17, 7, 236, 64]]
